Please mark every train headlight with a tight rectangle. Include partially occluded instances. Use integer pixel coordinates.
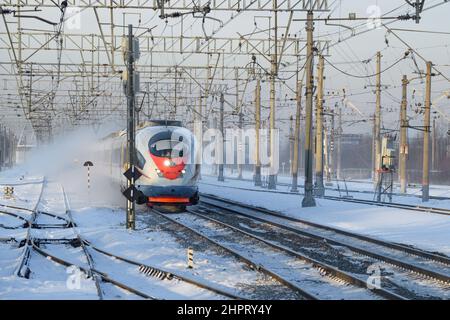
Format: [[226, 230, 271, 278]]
[[181, 169, 186, 174], [156, 169, 161, 174], [163, 159, 171, 167]]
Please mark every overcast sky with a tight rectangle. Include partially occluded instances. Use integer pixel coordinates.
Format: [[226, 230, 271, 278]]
[[0, 0, 449, 139]]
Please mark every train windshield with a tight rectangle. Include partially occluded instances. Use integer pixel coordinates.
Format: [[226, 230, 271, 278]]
[[149, 131, 189, 158]]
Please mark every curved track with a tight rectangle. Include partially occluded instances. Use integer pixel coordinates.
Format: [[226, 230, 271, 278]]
[[1, 180, 242, 299]]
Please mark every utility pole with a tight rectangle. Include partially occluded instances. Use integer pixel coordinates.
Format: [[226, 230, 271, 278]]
[[126, 24, 136, 230], [291, 80, 302, 192], [327, 109, 335, 183], [314, 55, 325, 196], [422, 61, 432, 202], [268, 0, 278, 190], [195, 80, 204, 181], [289, 116, 294, 175], [374, 51, 382, 186], [254, 79, 262, 186], [236, 68, 243, 179], [0, 126, 4, 169], [238, 111, 244, 179], [173, 65, 178, 120], [399, 75, 408, 194], [337, 102, 342, 180], [268, 54, 277, 189], [302, 10, 316, 208], [218, 92, 225, 182], [432, 117, 436, 171], [323, 122, 329, 183]]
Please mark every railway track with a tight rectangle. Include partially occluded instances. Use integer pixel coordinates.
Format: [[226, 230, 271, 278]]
[[205, 174, 450, 202], [197, 193, 450, 299], [12, 180, 45, 278], [200, 180, 450, 217], [59, 187, 242, 299], [1, 180, 242, 299], [322, 195, 450, 216], [151, 208, 405, 300]]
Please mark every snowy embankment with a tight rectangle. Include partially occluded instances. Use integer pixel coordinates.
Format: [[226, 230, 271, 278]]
[[199, 175, 450, 257], [203, 167, 450, 209]]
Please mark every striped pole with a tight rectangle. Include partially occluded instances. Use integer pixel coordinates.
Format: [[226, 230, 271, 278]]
[[187, 247, 194, 269], [83, 161, 94, 195], [87, 166, 90, 191]]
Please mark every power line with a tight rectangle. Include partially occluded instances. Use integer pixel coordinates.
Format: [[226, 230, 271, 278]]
[[323, 52, 409, 79]]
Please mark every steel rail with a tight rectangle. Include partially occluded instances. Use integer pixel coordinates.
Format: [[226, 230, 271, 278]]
[[0, 178, 45, 186], [30, 239, 157, 300], [186, 207, 404, 300], [322, 195, 450, 216], [205, 174, 450, 202], [0, 209, 29, 228], [61, 185, 104, 300], [200, 180, 450, 216], [200, 194, 450, 284], [152, 209, 323, 300], [14, 179, 46, 278], [60, 186, 238, 300], [83, 239, 244, 300]]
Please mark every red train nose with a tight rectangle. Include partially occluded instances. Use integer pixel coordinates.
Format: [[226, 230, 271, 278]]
[[150, 155, 186, 180]]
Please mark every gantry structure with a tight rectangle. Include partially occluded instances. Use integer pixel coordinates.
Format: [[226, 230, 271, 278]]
[[0, 0, 330, 142]]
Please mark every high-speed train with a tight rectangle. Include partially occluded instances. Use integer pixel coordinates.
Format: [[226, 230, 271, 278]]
[[100, 120, 200, 209]]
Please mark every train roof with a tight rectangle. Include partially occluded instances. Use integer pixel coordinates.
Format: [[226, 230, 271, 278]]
[[137, 120, 183, 129], [100, 120, 184, 141]]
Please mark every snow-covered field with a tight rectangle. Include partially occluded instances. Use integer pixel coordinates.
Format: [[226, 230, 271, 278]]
[[1, 166, 449, 299]]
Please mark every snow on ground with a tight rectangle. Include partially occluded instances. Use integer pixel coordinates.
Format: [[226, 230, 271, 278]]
[[205, 167, 450, 209], [1, 165, 449, 299], [1, 168, 295, 299], [67, 203, 298, 299], [199, 175, 450, 256], [214, 167, 450, 197]]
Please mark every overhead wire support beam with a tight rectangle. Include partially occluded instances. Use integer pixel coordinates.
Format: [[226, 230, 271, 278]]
[[0, 0, 330, 12]]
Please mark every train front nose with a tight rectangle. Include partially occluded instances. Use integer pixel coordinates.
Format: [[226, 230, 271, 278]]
[[142, 129, 197, 206], [152, 156, 186, 180]]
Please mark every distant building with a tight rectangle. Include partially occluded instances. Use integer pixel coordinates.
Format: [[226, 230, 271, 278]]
[[340, 134, 364, 145]]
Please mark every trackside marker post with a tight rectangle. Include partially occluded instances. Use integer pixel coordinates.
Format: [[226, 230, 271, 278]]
[[187, 247, 194, 268], [83, 161, 94, 190], [3, 186, 14, 199]]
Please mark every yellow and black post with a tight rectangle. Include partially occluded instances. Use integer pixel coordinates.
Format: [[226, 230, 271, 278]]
[[187, 247, 194, 269]]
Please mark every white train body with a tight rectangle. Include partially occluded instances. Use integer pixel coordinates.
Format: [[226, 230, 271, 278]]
[[100, 121, 200, 206]]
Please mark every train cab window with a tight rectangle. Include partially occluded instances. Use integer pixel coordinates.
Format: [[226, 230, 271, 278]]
[[148, 131, 189, 159], [136, 150, 146, 169], [149, 140, 186, 158]]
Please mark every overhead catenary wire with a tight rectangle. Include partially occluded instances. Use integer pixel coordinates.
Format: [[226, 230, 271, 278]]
[[323, 51, 410, 79]]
